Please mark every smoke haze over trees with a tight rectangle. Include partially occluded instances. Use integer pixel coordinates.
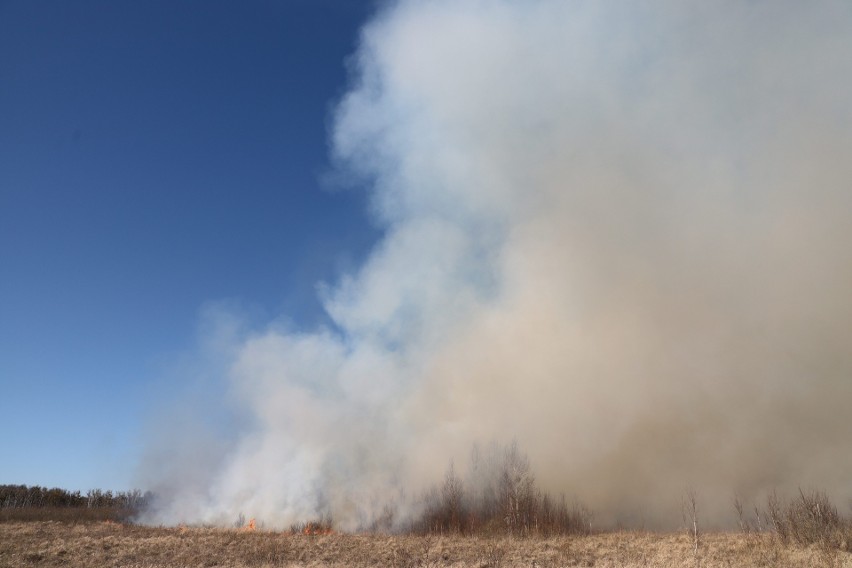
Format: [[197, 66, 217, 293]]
[[138, 0, 852, 530]]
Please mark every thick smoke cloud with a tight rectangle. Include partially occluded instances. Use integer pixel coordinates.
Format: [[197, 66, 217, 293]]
[[139, 1, 852, 528]]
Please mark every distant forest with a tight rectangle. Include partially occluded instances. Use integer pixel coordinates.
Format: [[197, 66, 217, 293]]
[[0, 484, 150, 510]]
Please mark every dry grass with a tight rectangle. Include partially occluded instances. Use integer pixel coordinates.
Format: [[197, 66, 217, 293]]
[[2, 521, 852, 568], [0, 506, 135, 524]]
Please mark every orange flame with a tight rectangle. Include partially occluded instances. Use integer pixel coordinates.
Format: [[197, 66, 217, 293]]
[[300, 521, 333, 536], [242, 518, 256, 531]]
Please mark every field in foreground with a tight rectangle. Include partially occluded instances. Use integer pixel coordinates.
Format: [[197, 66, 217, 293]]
[[1, 521, 851, 568]]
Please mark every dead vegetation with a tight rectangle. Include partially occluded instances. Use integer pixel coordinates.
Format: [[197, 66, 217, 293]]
[[4, 454, 851, 566], [0, 506, 136, 524], [2, 521, 851, 568], [734, 488, 852, 554], [0, 485, 147, 524], [409, 442, 594, 537]]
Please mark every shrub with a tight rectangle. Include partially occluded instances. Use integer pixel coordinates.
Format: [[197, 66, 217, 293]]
[[414, 441, 592, 537], [762, 488, 851, 551]]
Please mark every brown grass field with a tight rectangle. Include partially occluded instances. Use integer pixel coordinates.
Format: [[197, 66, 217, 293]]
[[2, 520, 851, 568]]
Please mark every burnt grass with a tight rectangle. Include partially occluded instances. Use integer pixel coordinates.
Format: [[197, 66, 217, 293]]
[[2, 520, 851, 568]]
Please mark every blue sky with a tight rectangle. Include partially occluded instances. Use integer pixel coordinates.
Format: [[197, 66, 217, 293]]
[[0, 0, 381, 491]]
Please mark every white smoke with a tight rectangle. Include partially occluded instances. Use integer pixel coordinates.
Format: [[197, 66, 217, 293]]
[[139, 0, 852, 529]]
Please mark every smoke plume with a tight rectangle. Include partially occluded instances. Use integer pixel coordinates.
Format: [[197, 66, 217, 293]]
[[139, 0, 852, 529]]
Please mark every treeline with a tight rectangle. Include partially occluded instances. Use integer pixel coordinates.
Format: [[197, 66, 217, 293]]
[[0, 485, 151, 510], [407, 442, 593, 536]]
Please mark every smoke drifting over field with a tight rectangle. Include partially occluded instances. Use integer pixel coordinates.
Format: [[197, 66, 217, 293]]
[[140, 1, 852, 529]]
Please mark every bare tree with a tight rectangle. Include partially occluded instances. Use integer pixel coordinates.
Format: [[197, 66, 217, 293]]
[[441, 461, 465, 533], [681, 488, 700, 566], [499, 441, 534, 535]]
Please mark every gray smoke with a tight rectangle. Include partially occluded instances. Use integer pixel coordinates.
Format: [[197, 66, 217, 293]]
[[138, 0, 852, 529]]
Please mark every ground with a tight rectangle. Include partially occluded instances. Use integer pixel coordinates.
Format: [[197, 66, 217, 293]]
[[1, 521, 850, 567]]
